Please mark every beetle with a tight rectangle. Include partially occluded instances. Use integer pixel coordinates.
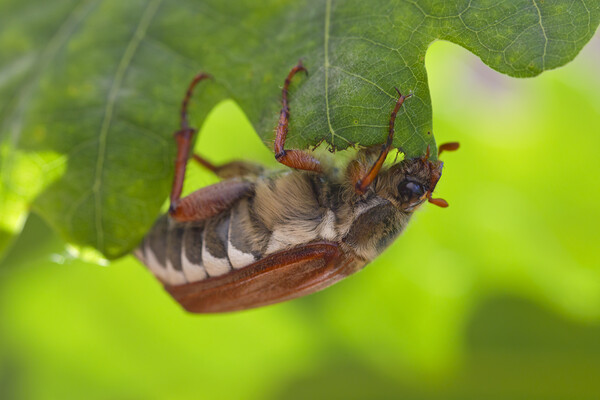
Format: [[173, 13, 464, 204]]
[[134, 61, 458, 313]]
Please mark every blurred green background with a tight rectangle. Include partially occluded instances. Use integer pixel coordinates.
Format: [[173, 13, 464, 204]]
[[1, 32, 599, 399]]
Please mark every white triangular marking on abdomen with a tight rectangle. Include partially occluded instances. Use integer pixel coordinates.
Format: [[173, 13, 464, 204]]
[[143, 246, 168, 283], [203, 251, 231, 277], [165, 258, 187, 285], [228, 243, 256, 269], [181, 248, 208, 281], [202, 233, 231, 277]]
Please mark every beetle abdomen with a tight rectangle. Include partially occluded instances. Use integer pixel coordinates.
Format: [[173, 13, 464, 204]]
[[136, 215, 205, 285], [135, 197, 274, 285], [136, 172, 412, 286]]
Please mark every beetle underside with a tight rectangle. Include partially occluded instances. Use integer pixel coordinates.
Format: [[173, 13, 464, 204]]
[[135, 62, 458, 313]]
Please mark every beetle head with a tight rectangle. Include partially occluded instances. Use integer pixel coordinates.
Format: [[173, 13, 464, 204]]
[[377, 142, 458, 211]]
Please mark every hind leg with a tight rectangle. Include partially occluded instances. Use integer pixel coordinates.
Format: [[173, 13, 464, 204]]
[[169, 74, 257, 221], [169, 73, 211, 212]]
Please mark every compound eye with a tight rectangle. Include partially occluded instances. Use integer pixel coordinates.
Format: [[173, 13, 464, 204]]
[[399, 181, 425, 198]]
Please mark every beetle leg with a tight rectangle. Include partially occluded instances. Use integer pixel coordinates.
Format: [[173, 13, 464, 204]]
[[438, 142, 460, 156], [168, 73, 262, 222], [354, 88, 411, 195], [169, 73, 212, 213], [192, 154, 265, 180], [168, 72, 253, 221], [273, 61, 323, 173], [169, 179, 253, 222], [170, 127, 196, 211]]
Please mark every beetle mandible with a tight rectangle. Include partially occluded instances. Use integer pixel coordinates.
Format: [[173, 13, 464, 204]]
[[135, 61, 459, 313]]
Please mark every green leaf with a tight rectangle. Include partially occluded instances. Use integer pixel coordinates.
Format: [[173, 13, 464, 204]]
[[1, 0, 598, 258]]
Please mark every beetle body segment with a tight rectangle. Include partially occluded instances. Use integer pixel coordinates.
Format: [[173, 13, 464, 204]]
[[135, 156, 441, 312]]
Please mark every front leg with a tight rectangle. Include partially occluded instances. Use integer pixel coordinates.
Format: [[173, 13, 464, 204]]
[[354, 89, 411, 194]]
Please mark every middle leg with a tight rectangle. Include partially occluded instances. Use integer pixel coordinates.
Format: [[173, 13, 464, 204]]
[[192, 154, 265, 180], [273, 61, 323, 173]]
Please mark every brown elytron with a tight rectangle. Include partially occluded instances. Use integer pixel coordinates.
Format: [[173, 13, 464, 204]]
[[135, 62, 459, 313]]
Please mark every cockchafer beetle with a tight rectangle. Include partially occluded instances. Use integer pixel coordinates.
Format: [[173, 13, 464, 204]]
[[134, 61, 459, 313]]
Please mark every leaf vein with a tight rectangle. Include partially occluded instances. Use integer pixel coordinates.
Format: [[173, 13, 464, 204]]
[[0, 0, 98, 189], [92, 0, 162, 252], [324, 0, 336, 147], [332, 66, 396, 100], [532, 0, 548, 70]]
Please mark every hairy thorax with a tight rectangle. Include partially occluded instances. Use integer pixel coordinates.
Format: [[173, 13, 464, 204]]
[[253, 169, 409, 259]]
